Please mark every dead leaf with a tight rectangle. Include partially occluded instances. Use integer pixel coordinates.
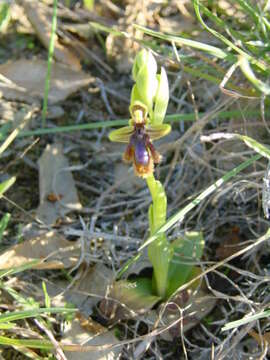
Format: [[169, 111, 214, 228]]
[[114, 163, 144, 193], [62, 23, 94, 40], [19, 0, 81, 70], [0, 231, 80, 270], [249, 330, 270, 354], [123, 251, 151, 277], [0, 82, 38, 104], [10, 3, 34, 35], [62, 318, 122, 360], [37, 143, 82, 225], [0, 59, 94, 105], [216, 226, 245, 260], [0, 101, 17, 122], [46, 263, 114, 317], [159, 289, 217, 341], [106, 1, 146, 73]]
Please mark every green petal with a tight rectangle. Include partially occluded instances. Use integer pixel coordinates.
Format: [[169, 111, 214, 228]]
[[108, 126, 133, 142]]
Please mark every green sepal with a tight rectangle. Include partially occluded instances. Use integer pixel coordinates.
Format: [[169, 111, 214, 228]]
[[132, 49, 157, 82], [136, 64, 158, 113], [153, 67, 169, 125]]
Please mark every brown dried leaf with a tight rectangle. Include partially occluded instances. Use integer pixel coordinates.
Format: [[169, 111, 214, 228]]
[[37, 143, 82, 225], [0, 231, 80, 270], [19, 0, 81, 70], [216, 226, 245, 260], [44, 263, 114, 317], [62, 318, 122, 360], [62, 23, 94, 40], [0, 82, 38, 104], [0, 59, 93, 105], [159, 289, 217, 341], [249, 330, 270, 353]]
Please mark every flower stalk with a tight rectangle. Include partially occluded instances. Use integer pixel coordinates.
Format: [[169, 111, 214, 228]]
[[147, 174, 172, 297], [132, 50, 172, 297], [109, 49, 172, 298]]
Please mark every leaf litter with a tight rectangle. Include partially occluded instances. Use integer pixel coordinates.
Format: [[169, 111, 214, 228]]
[[36, 142, 82, 225], [0, 59, 94, 105], [0, 231, 80, 270], [18, 0, 82, 70]]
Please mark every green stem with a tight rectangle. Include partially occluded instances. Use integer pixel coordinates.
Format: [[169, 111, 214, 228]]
[[42, 0, 58, 127], [146, 175, 156, 204], [146, 174, 172, 298]]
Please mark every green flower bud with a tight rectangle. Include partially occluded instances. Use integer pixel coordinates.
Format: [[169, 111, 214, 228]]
[[132, 49, 157, 81], [153, 67, 169, 125], [131, 50, 158, 115], [136, 64, 158, 112]]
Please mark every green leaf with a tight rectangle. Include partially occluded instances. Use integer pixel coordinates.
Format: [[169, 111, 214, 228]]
[[166, 231, 204, 298], [83, 0, 94, 10], [0, 177, 16, 197], [0, 122, 12, 142], [153, 67, 169, 125], [192, 0, 268, 73], [0, 307, 76, 323], [0, 3, 10, 32], [148, 234, 173, 298], [134, 24, 233, 61], [0, 322, 13, 329], [239, 134, 270, 159], [239, 56, 270, 95], [0, 336, 54, 350], [110, 278, 161, 312], [0, 213, 10, 242], [0, 260, 41, 279], [148, 204, 154, 235]]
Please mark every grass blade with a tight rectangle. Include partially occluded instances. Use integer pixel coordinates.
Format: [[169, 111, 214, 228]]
[[0, 213, 10, 242], [239, 56, 270, 95], [0, 177, 16, 197], [42, 0, 58, 126], [0, 307, 76, 323], [222, 309, 270, 331], [11, 109, 269, 138], [192, 0, 268, 73], [134, 24, 232, 61]]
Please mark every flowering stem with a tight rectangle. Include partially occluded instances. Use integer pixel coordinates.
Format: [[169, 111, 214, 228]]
[[146, 174, 172, 298]]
